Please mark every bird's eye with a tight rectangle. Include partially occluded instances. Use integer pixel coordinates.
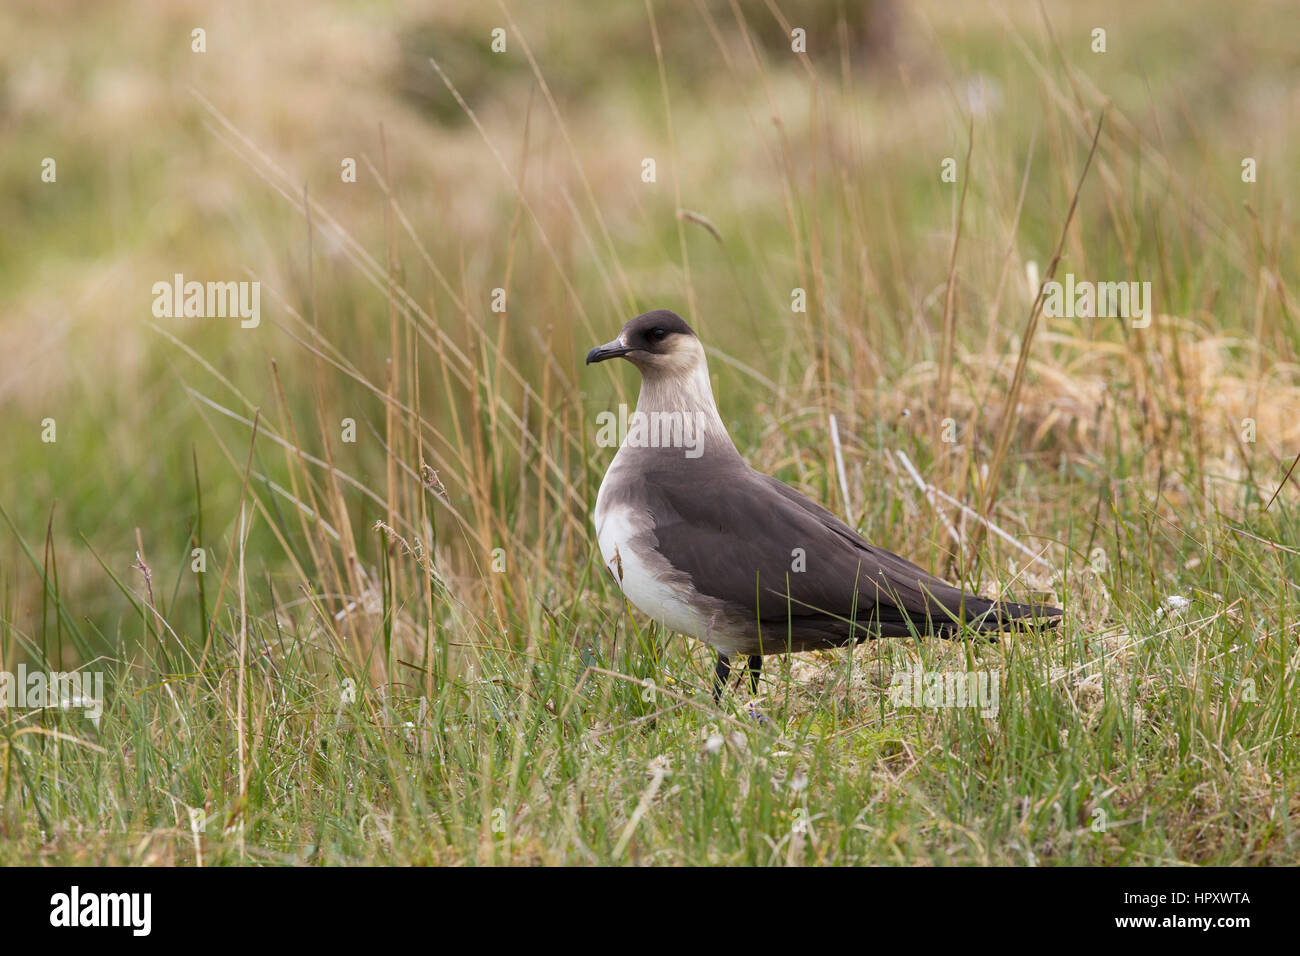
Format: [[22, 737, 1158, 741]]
[[650, 328, 668, 341]]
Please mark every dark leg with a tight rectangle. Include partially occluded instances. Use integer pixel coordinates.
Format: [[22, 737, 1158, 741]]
[[746, 655, 763, 694], [713, 653, 731, 702]]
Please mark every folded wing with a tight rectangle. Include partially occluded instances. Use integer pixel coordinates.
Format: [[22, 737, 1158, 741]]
[[637, 461, 1009, 642]]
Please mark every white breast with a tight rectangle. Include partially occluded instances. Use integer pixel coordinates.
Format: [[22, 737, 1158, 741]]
[[594, 467, 715, 644]]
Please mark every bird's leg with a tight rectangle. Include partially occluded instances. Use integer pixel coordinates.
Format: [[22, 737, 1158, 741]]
[[713, 653, 731, 702], [746, 655, 763, 695]]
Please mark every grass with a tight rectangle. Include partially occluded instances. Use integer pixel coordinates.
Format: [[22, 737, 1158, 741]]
[[1, 0, 1298, 865]]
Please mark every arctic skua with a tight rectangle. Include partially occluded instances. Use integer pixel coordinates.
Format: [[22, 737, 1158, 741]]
[[587, 309, 1062, 698]]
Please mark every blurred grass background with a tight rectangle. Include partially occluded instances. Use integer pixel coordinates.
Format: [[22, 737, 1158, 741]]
[[3, 0, 1297, 638], [1, 0, 1299, 864]]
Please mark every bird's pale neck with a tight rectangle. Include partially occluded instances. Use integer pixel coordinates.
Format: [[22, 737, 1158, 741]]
[[636, 354, 716, 414], [630, 353, 740, 460]]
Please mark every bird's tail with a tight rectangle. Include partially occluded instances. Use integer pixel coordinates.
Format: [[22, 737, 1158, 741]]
[[975, 597, 1062, 631]]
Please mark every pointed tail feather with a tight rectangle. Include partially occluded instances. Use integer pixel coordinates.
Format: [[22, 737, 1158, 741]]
[[921, 593, 1061, 636], [977, 598, 1062, 631]]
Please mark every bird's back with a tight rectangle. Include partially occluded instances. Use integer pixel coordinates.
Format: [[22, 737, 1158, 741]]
[[603, 448, 1059, 653]]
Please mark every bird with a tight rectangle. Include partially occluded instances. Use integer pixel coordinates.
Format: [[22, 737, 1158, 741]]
[[587, 309, 1062, 699]]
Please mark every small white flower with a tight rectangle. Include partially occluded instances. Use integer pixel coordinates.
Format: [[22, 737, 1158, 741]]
[[963, 73, 1003, 117], [1156, 595, 1191, 620], [704, 734, 724, 755]]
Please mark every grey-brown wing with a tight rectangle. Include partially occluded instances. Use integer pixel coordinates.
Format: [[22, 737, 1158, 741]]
[[637, 462, 992, 636]]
